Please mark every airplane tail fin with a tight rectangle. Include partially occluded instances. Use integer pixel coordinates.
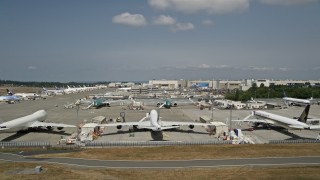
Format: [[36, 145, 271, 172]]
[[6, 89, 14, 96], [297, 105, 310, 123], [282, 89, 287, 98]]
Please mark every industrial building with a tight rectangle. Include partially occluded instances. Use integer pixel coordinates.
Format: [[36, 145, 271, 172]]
[[148, 80, 187, 89]]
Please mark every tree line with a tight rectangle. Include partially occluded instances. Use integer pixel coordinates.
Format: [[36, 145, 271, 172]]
[[0, 80, 109, 88], [225, 84, 320, 101]]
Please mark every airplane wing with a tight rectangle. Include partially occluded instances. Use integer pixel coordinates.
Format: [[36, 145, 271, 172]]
[[288, 125, 305, 129], [29, 121, 76, 128], [158, 103, 165, 108], [232, 119, 267, 123], [308, 125, 320, 130], [99, 116, 149, 128], [99, 121, 155, 130], [103, 99, 129, 106], [160, 121, 208, 127]]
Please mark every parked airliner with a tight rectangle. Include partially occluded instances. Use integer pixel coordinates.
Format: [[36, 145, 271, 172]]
[[0, 110, 76, 133], [283, 96, 312, 106], [234, 105, 320, 130], [282, 91, 312, 106], [42, 87, 64, 95], [7, 89, 40, 100], [0, 95, 20, 104], [101, 109, 209, 140]]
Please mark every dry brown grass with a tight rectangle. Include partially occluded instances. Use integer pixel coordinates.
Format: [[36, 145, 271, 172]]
[[33, 144, 320, 160], [2, 144, 320, 179], [0, 161, 319, 180]]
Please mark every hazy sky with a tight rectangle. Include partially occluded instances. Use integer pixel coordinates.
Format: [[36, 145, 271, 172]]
[[0, 0, 319, 82]]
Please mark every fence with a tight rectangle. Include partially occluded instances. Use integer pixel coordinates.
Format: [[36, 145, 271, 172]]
[[85, 140, 232, 147], [0, 141, 50, 147], [269, 140, 320, 144]]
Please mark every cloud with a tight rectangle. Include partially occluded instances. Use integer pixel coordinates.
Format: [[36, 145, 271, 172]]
[[153, 15, 176, 25], [202, 20, 214, 26], [174, 64, 234, 70], [27, 66, 37, 70], [148, 0, 250, 14], [171, 22, 195, 32], [260, 0, 317, 6], [248, 66, 274, 71], [198, 64, 211, 69], [213, 65, 232, 69], [112, 12, 147, 27], [279, 67, 288, 71], [247, 66, 289, 71]]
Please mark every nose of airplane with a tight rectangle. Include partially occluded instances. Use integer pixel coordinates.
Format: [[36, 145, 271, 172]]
[[35, 110, 47, 117]]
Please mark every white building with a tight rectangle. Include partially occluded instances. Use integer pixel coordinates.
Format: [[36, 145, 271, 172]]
[[148, 80, 187, 89]]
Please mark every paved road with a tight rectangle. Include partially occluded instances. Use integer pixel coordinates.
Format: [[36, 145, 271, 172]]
[[0, 153, 319, 169]]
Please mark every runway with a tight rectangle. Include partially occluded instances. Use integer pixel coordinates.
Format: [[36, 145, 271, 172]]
[[1, 152, 319, 169]]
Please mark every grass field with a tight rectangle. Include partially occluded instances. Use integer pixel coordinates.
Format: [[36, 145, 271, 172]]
[[0, 161, 319, 180], [32, 144, 320, 160], [1, 144, 320, 179]]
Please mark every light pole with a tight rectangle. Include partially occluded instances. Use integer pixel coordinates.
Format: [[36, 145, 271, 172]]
[[75, 103, 80, 122], [255, 90, 257, 99], [229, 105, 233, 131], [211, 100, 214, 121]]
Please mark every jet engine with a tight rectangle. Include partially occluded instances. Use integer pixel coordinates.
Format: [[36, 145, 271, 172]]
[[57, 127, 64, 130], [173, 103, 178, 107], [188, 125, 195, 129], [116, 125, 122, 129], [46, 126, 53, 130], [151, 131, 163, 141]]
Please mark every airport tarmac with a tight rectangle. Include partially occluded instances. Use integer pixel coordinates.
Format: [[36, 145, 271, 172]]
[[0, 89, 320, 144]]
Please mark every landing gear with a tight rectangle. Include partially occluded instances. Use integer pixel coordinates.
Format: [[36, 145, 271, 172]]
[[151, 131, 163, 141]]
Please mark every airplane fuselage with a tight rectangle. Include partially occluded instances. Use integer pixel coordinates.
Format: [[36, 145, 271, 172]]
[[283, 97, 310, 106], [0, 110, 47, 132], [0, 95, 20, 103], [254, 110, 309, 129], [149, 110, 161, 131]]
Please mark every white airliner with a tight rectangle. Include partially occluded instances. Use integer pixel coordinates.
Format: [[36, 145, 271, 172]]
[[234, 105, 320, 130], [7, 89, 40, 100], [63, 86, 78, 94], [42, 87, 64, 95], [283, 96, 311, 106], [0, 110, 76, 133], [101, 109, 209, 140], [282, 91, 312, 106]]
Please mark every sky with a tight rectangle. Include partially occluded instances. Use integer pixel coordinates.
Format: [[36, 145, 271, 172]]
[[0, 0, 319, 82]]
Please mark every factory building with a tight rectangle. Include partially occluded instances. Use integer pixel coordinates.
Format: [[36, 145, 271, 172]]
[[188, 80, 212, 89], [131, 86, 149, 94], [148, 80, 187, 89], [214, 80, 242, 91], [255, 79, 270, 87], [146, 79, 320, 92]]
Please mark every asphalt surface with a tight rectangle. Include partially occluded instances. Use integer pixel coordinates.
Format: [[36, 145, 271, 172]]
[[1, 88, 320, 144], [0, 152, 319, 169]]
